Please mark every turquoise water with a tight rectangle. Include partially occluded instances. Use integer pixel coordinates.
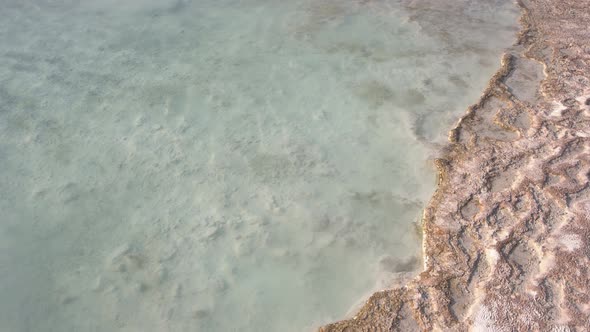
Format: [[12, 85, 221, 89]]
[[0, 1, 517, 331]]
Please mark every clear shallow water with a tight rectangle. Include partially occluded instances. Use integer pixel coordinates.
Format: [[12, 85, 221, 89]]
[[0, 1, 517, 331]]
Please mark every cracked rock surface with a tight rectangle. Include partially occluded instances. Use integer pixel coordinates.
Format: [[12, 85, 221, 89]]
[[321, 0, 590, 330]]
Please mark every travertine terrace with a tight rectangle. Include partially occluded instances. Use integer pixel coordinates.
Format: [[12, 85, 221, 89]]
[[321, 0, 590, 330]]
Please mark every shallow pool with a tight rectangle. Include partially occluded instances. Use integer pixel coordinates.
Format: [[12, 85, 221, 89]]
[[0, 0, 517, 331]]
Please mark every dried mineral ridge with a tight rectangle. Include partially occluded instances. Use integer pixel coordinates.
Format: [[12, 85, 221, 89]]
[[321, 0, 590, 330]]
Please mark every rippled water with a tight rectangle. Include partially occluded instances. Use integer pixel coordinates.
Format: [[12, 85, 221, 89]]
[[0, 1, 517, 331]]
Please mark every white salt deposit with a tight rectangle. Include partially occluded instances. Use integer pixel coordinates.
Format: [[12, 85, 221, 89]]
[[0, 0, 518, 331]]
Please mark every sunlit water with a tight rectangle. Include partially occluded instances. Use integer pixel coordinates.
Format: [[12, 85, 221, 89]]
[[0, 0, 517, 331]]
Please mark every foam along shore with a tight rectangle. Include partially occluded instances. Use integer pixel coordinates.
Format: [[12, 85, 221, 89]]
[[321, 0, 590, 330]]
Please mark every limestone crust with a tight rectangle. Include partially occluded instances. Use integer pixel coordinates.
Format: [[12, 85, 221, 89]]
[[321, 0, 590, 330]]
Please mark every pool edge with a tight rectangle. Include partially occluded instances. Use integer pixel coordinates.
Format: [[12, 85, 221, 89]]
[[320, 0, 590, 330]]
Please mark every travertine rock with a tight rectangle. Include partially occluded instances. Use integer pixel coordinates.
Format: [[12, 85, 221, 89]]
[[321, 0, 590, 330]]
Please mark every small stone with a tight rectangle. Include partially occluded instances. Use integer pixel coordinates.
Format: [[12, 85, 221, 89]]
[[270, 248, 289, 258], [134, 115, 146, 127], [115, 263, 127, 273], [166, 308, 175, 320], [343, 237, 356, 248], [203, 225, 223, 240], [312, 215, 330, 232], [134, 282, 148, 293], [109, 244, 131, 265], [210, 277, 227, 292], [192, 308, 210, 319], [155, 266, 168, 283], [92, 276, 105, 292], [173, 284, 183, 298], [158, 246, 177, 263], [61, 295, 77, 305]]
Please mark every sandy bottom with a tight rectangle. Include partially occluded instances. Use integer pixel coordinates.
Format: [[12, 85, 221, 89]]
[[0, 0, 517, 331]]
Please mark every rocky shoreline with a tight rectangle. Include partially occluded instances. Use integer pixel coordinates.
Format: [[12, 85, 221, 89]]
[[321, 0, 590, 330]]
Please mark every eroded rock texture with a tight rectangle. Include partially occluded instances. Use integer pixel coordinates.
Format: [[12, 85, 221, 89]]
[[321, 0, 590, 330]]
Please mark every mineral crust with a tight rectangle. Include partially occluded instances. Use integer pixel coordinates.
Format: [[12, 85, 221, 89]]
[[321, 0, 590, 330]]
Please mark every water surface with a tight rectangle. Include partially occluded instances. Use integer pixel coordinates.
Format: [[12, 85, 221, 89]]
[[0, 0, 518, 331]]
